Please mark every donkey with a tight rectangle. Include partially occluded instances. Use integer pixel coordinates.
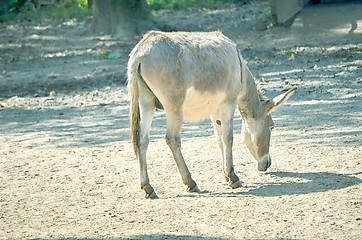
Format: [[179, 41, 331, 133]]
[[127, 31, 296, 198]]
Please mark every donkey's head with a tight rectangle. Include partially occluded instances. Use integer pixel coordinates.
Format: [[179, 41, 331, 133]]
[[240, 87, 297, 171]]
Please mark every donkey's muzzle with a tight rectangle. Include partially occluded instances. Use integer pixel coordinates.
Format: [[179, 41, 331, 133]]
[[257, 155, 272, 171]]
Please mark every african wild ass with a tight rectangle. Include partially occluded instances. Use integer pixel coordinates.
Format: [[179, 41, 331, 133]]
[[128, 31, 296, 198]]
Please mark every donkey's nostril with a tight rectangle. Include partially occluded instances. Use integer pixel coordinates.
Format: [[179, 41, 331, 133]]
[[267, 157, 272, 168]]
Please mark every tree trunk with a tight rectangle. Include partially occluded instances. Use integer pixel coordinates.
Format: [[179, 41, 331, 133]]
[[93, 0, 156, 38], [88, 0, 93, 9]]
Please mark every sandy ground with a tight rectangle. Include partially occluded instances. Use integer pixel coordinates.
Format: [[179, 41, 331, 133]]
[[0, 2, 361, 240]]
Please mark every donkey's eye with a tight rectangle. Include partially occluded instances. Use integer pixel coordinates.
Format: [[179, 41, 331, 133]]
[[270, 126, 274, 131]]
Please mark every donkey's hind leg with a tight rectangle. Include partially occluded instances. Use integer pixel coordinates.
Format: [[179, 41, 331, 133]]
[[138, 82, 157, 199], [164, 107, 199, 193]]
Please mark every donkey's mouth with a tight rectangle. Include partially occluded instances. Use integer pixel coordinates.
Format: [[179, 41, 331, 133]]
[[257, 155, 272, 171]]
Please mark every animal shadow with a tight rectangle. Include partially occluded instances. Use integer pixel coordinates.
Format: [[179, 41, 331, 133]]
[[241, 171, 362, 197]]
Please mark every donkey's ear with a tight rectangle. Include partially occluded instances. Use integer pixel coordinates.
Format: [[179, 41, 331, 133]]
[[265, 87, 297, 115]]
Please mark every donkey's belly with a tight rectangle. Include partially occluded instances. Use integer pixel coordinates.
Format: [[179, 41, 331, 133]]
[[183, 88, 224, 122]]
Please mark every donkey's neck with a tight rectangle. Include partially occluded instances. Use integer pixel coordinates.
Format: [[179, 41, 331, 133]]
[[237, 61, 263, 119]]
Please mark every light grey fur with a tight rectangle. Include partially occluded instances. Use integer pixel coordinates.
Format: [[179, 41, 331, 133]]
[[128, 31, 296, 198]]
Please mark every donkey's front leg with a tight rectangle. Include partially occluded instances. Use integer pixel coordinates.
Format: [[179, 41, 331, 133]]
[[220, 103, 242, 189], [211, 116, 228, 182], [165, 108, 199, 193]]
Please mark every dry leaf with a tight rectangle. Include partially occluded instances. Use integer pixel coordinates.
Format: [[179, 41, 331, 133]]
[[28, 81, 37, 86], [289, 53, 295, 60], [262, 77, 269, 83]]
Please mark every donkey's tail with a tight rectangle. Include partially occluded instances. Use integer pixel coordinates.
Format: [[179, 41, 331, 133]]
[[127, 59, 141, 158]]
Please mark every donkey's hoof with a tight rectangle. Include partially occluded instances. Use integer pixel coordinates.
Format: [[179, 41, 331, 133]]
[[229, 180, 242, 189], [224, 176, 230, 182], [187, 185, 200, 193], [145, 191, 158, 199]]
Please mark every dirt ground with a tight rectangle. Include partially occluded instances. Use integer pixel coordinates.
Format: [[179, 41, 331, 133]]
[[0, 1, 361, 240]]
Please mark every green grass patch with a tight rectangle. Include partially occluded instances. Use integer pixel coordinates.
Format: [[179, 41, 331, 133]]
[[0, 0, 91, 22]]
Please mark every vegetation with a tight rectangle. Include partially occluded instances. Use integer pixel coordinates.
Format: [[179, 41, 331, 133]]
[[0, 0, 90, 22], [0, 0, 258, 22], [147, 0, 247, 10]]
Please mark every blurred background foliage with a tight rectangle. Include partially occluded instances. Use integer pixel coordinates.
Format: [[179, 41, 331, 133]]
[[0, 0, 255, 22], [0, 0, 91, 21], [147, 0, 251, 10]]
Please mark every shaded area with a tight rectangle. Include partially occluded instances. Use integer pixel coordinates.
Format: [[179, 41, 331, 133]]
[[245, 171, 362, 197], [178, 171, 362, 198], [0, 20, 131, 98], [0, 81, 360, 149], [294, 3, 360, 36], [0, 100, 129, 148]]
